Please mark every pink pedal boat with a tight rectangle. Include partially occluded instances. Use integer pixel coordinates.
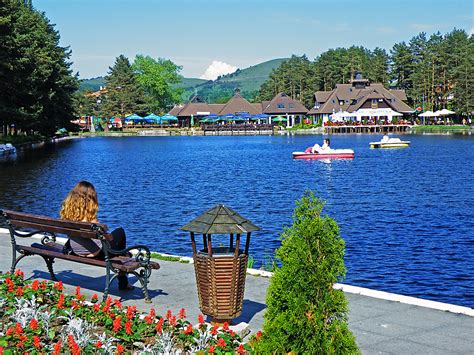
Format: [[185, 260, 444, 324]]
[[292, 146, 355, 159]]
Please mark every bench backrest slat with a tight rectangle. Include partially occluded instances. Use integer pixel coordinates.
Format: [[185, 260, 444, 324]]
[[1, 210, 112, 240]]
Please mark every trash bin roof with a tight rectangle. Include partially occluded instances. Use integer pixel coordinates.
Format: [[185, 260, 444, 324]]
[[180, 204, 260, 234]]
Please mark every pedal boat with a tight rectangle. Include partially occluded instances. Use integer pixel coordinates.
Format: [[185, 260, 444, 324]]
[[369, 138, 410, 149], [293, 147, 354, 159], [0, 143, 16, 156]]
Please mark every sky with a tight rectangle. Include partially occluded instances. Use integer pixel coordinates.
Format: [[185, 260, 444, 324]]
[[33, 0, 473, 80]]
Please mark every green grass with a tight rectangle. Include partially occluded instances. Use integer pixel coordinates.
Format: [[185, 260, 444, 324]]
[[150, 252, 190, 263], [1, 134, 45, 145], [411, 125, 470, 131]]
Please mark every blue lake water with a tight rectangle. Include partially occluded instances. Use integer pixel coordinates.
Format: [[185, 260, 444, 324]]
[[1, 134, 473, 308]]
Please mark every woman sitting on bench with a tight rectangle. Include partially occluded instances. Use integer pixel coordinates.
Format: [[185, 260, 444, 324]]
[[60, 181, 134, 290]]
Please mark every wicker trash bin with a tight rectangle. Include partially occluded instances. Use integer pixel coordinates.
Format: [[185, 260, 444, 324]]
[[181, 204, 260, 324]]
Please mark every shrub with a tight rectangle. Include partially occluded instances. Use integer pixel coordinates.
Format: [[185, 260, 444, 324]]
[[255, 191, 359, 354]]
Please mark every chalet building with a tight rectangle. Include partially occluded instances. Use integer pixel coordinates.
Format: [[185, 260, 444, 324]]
[[170, 89, 308, 127], [262, 92, 309, 127], [308, 73, 413, 122]]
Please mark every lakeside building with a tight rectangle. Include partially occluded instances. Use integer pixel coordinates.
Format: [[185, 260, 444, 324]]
[[169, 89, 308, 127], [308, 73, 413, 123]]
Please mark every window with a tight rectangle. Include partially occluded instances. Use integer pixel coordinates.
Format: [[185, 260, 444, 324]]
[[277, 103, 285, 109], [339, 101, 344, 105], [289, 103, 295, 108], [371, 99, 378, 109]]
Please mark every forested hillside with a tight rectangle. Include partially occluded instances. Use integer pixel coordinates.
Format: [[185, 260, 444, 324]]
[[258, 29, 473, 114]]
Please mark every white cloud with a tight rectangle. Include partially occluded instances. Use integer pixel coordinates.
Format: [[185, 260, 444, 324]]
[[200, 61, 237, 81]]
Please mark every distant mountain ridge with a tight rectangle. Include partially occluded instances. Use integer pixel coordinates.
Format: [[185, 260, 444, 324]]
[[79, 58, 288, 103]]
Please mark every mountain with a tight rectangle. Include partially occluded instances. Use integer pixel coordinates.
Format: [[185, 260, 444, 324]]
[[180, 58, 288, 103], [79, 58, 288, 102]]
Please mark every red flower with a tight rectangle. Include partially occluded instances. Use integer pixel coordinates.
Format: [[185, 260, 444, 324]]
[[29, 318, 39, 330], [70, 300, 78, 310], [75, 285, 81, 297], [15, 286, 23, 296], [144, 315, 153, 324], [113, 316, 122, 332], [211, 325, 218, 336], [256, 330, 262, 340], [53, 281, 63, 291], [156, 318, 164, 334], [67, 335, 81, 355], [95, 341, 103, 349], [31, 280, 40, 291], [5, 327, 14, 336], [91, 293, 98, 302], [5, 277, 14, 292], [14, 269, 24, 278], [52, 340, 62, 355], [40, 280, 47, 290], [149, 308, 156, 318], [115, 343, 124, 354], [0, 346, 3, 355], [114, 299, 123, 308], [184, 324, 193, 334], [166, 309, 172, 320], [57, 294, 65, 309], [237, 344, 245, 354], [126, 305, 136, 319], [169, 315, 177, 327], [33, 335, 41, 349], [208, 345, 215, 353], [93, 303, 101, 312], [179, 308, 186, 319], [125, 320, 132, 335], [229, 330, 236, 337], [198, 314, 205, 325], [223, 322, 229, 331], [15, 323, 23, 335], [216, 338, 226, 348]]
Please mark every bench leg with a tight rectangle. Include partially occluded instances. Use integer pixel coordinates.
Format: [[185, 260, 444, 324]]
[[132, 267, 152, 303], [11, 253, 28, 273], [41, 256, 58, 281], [102, 265, 119, 302]]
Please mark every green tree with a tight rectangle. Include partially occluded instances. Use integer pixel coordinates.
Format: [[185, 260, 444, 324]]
[[132, 55, 183, 113], [0, 0, 78, 136], [256, 191, 359, 354], [102, 55, 147, 118], [445, 29, 474, 115], [369, 47, 390, 86], [257, 55, 315, 108]]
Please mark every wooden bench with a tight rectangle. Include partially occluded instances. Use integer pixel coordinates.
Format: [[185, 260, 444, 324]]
[[0, 209, 160, 302]]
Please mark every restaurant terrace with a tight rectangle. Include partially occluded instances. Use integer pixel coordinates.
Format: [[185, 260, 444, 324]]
[[169, 89, 308, 128]]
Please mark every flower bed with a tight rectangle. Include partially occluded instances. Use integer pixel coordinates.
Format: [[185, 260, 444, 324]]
[[0, 270, 260, 354]]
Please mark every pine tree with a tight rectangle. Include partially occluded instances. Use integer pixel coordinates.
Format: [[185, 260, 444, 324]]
[[102, 55, 147, 118], [255, 191, 359, 354]]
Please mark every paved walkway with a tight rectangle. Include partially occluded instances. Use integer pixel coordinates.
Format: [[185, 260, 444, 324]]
[[0, 232, 473, 354]]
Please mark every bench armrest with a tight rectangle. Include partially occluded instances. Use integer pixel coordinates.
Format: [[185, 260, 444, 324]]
[[106, 244, 152, 266]]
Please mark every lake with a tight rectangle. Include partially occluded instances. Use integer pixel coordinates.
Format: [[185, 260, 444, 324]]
[[0, 134, 473, 307]]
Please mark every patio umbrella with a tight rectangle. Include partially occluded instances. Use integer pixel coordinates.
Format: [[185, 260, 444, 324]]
[[125, 114, 143, 123], [161, 114, 178, 121], [221, 114, 236, 121], [272, 115, 288, 122], [435, 109, 455, 116], [418, 111, 438, 117], [144, 114, 161, 123]]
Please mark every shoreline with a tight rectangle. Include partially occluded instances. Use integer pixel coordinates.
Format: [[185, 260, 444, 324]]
[[70, 125, 473, 138], [1, 227, 471, 316]]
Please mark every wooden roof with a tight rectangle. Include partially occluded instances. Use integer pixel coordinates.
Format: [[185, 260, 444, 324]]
[[218, 90, 261, 115], [308, 82, 413, 114], [262, 92, 308, 114], [180, 204, 260, 234]]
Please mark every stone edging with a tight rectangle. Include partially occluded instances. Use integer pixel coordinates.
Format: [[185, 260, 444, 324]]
[[1, 228, 472, 317]]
